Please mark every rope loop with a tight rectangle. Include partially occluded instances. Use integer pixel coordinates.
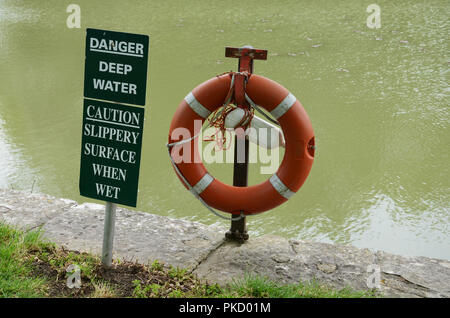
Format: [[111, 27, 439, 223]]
[[203, 72, 254, 151], [165, 71, 282, 222], [166, 143, 246, 222]]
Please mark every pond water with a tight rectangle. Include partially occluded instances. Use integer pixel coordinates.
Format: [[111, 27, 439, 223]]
[[0, 0, 448, 259]]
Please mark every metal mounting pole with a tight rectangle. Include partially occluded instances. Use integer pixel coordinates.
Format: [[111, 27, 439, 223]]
[[102, 201, 116, 267], [224, 45, 267, 243], [225, 132, 250, 242]]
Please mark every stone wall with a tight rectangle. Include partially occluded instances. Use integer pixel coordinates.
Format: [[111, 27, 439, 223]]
[[1, 189, 449, 298]]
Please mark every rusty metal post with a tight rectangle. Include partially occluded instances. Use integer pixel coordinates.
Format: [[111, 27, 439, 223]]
[[224, 45, 267, 243], [226, 132, 250, 242]]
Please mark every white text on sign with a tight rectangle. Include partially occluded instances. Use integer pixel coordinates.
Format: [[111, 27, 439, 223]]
[[99, 61, 133, 75], [93, 79, 137, 95], [95, 183, 120, 199], [90, 37, 144, 57], [92, 163, 127, 182]]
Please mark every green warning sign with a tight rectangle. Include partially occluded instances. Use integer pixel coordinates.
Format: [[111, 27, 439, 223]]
[[80, 29, 149, 207], [84, 28, 149, 105], [79, 99, 145, 207]]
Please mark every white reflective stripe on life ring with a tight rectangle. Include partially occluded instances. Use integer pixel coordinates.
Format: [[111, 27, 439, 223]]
[[191, 173, 214, 196], [270, 93, 296, 119], [185, 92, 211, 119], [269, 173, 295, 199]]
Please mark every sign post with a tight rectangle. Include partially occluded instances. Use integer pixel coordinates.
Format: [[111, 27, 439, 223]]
[[102, 201, 116, 265], [80, 28, 149, 267], [224, 46, 267, 243]]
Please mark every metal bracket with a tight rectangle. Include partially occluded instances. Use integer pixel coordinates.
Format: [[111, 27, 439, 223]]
[[224, 45, 268, 243]]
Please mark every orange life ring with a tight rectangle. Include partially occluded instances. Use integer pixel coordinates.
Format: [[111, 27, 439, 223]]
[[168, 73, 315, 215]]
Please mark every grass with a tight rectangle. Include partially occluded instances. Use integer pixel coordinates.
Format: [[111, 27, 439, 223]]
[[0, 222, 377, 298], [0, 224, 47, 297], [223, 275, 375, 298]]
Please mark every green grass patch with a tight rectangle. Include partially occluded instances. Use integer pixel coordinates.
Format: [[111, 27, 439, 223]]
[[0, 222, 378, 298], [223, 274, 376, 298], [0, 224, 48, 297]]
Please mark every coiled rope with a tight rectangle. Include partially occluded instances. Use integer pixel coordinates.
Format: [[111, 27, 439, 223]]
[[166, 72, 281, 221]]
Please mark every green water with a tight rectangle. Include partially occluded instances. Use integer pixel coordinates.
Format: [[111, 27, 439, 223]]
[[0, 0, 448, 259]]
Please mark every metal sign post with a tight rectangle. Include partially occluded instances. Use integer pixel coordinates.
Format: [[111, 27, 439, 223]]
[[224, 46, 268, 243], [102, 201, 116, 265], [80, 29, 149, 267]]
